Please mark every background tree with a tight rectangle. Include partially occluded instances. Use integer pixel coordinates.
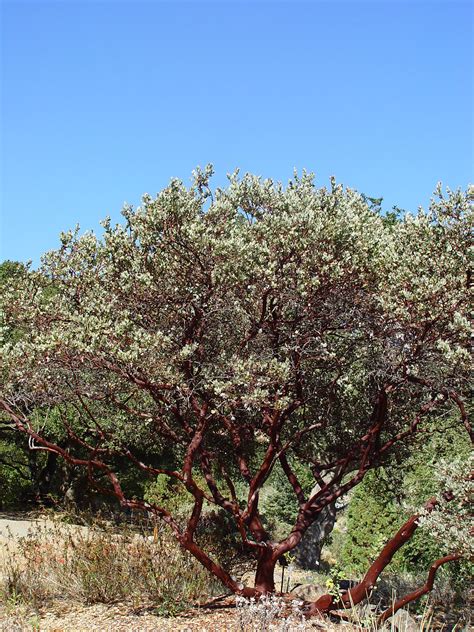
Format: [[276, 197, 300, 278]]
[[0, 261, 51, 506], [377, 454, 473, 623], [0, 260, 178, 509], [339, 421, 472, 575], [0, 170, 471, 615]]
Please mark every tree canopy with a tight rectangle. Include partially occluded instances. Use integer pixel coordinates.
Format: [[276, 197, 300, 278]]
[[0, 170, 471, 614]]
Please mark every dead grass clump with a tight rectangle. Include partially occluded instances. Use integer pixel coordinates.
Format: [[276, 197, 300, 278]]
[[0, 519, 220, 615]]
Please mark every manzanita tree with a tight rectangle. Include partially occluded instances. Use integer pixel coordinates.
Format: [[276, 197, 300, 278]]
[[0, 169, 471, 615]]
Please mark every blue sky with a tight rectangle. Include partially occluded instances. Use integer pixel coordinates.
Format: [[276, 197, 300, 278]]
[[1, 0, 473, 265]]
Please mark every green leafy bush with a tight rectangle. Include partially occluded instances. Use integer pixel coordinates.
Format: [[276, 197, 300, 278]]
[[0, 441, 33, 507], [262, 460, 313, 540], [339, 472, 405, 575]]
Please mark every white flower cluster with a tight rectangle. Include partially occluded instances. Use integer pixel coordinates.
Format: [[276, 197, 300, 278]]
[[235, 595, 306, 631]]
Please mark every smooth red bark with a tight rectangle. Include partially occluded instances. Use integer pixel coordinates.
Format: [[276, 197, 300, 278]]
[[307, 498, 438, 616], [254, 547, 277, 593], [377, 553, 461, 624]]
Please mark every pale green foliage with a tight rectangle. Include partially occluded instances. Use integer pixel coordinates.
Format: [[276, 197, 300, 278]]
[[2, 173, 469, 411], [380, 186, 472, 376], [0, 169, 471, 563], [418, 455, 473, 557], [2, 172, 393, 418]]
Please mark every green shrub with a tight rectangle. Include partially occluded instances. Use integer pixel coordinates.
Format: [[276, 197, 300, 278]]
[[339, 472, 405, 575], [0, 441, 33, 507], [261, 460, 313, 540]]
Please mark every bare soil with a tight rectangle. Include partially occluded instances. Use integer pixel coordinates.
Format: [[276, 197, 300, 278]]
[[0, 600, 336, 632]]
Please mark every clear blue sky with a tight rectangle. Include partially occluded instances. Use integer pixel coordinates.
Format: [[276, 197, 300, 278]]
[[1, 0, 473, 265]]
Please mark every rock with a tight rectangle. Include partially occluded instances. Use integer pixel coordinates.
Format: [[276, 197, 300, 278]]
[[291, 583, 327, 601], [240, 570, 255, 587], [385, 608, 418, 632]]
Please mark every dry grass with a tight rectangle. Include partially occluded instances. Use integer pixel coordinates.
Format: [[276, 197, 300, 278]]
[[0, 516, 470, 630], [0, 517, 220, 615]]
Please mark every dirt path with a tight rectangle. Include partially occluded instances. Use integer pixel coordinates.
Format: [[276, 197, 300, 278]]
[[0, 511, 88, 569], [0, 512, 48, 569], [0, 601, 333, 632], [1, 602, 240, 632], [0, 514, 52, 542]]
